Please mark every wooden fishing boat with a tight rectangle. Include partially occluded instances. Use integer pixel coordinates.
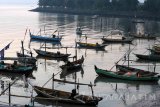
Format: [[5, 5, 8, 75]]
[[60, 56, 84, 70], [102, 37, 133, 43], [33, 79, 103, 106], [0, 61, 33, 76], [94, 65, 160, 81], [134, 53, 160, 61], [16, 41, 37, 66], [30, 32, 62, 42], [34, 49, 71, 59], [76, 42, 106, 50], [17, 52, 37, 65], [129, 33, 156, 39]]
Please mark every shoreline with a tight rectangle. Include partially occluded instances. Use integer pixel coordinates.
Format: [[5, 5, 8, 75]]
[[30, 7, 160, 20]]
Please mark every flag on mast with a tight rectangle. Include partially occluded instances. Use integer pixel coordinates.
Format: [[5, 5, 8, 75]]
[[0, 41, 13, 60]]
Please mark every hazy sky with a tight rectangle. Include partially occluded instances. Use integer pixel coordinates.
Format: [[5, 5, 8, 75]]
[[0, 0, 38, 5]]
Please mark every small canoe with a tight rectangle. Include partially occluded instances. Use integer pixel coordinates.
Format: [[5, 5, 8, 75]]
[[76, 42, 106, 50], [34, 49, 71, 59], [94, 65, 160, 81], [102, 37, 133, 43], [33, 86, 102, 106], [134, 53, 160, 61]]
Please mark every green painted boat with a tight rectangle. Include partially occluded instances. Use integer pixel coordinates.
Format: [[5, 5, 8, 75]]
[[94, 65, 160, 81]]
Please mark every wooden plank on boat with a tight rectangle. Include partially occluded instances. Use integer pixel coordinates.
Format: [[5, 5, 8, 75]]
[[41, 46, 75, 49], [53, 79, 95, 86], [3, 57, 36, 60]]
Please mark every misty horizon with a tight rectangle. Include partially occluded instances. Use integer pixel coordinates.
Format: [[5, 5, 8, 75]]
[[0, 0, 144, 5]]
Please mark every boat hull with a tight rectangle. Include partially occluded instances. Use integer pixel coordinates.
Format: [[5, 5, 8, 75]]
[[60, 56, 84, 71], [0, 63, 33, 76], [102, 38, 133, 43], [34, 49, 71, 59], [34, 86, 102, 106], [30, 34, 62, 42], [135, 54, 160, 61], [76, 42, 105, 50], [94, 65, 159, 81]]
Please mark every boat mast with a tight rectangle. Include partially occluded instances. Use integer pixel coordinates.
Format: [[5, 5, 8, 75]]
[[21, 41, 24, 57], [128, 44, 130, 67], [45, 41, 46, 52], [90, 82, 94, 99]]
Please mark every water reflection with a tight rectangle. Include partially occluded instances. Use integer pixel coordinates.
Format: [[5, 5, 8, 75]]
[[34, 97, 92, 107], [94, 76, 158, 88], [60, 67, 84, 79], [30, 39, 62, 46]]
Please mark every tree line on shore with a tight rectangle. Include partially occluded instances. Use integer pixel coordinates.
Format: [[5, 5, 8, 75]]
[[38, 0, 160, 12]]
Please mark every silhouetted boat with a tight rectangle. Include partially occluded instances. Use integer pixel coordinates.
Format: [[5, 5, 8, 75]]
[[76, 42, 106, 50], [34, 49, 71, 59], [102, 37, 133, 43], [129, 33, 156, 39], [17, 52, 37, 65], [33, 78, 103, 106], [134, 53, 160, 61], [60, 56, 84, 70]]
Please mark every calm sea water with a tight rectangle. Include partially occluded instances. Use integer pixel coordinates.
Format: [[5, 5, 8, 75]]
[[0, 4, 160, 107]]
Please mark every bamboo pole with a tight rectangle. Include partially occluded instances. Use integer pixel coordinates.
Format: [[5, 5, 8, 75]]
[[90, 82, 94, 99], [53, 79, 95, 86], [52, 73, 54, 90], [8, 83, 11, 106]]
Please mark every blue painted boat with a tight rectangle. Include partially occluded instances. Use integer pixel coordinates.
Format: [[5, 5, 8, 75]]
[[30, 32, 62, 42]]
